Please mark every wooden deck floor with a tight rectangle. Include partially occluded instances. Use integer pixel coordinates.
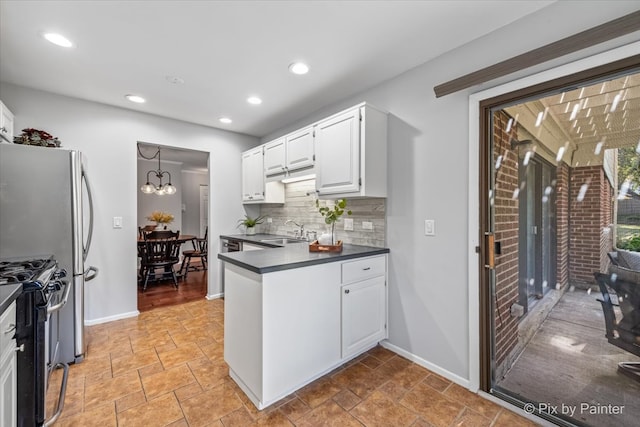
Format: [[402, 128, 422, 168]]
[[497, 288, 640, 426]]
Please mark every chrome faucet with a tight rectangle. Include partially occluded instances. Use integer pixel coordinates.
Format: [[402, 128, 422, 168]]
[[285, 219, 304, 239]]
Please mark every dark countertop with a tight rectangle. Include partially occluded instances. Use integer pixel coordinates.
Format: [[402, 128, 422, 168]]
[[218, 234, 389, 274], [0, 283, 22, 315]]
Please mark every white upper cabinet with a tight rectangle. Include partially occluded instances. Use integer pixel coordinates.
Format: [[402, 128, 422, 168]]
[[315, 104, 387, 198], [242, 147, 265, 202], [285, 126, 314, 172], [242, 146, 284, 204], [264, 138, 286, 177], [0, 101, 15, 143]]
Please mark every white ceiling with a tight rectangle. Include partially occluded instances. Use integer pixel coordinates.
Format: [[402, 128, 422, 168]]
[[0, 0, 554, 139]]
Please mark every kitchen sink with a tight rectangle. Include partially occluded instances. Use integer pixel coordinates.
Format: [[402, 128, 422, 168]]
[[258, 238, 306, 245]]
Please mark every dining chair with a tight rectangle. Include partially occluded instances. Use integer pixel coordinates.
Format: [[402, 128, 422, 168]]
[[180, 227, 208, 280], [138, 224, 157, 239], [140, 230, 181, 291]]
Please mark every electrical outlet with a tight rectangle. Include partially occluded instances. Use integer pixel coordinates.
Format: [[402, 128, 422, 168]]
[[267, 217, 273, 223], [362, 221, 373, 230], [344, 218, 354, 231], [425, 219, 435, 236], [113, 216, 123, 229]]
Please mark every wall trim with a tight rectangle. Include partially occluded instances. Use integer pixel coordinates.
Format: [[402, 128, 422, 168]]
[[206, 293, 224, 300], [380, 340, 470, 389], [467, 41, 640, 393], [85, 310, 140, 326]]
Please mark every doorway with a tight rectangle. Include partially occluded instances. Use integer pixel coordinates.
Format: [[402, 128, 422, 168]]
[[136, 142, 210, 311], [479, 59, 640, 426]]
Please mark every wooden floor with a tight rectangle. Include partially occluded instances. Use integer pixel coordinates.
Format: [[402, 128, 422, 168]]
[[137, 262, 207, 312], [498, 288, 640, 427]]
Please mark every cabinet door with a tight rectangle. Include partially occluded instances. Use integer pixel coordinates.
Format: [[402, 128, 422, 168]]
[[0, 102, 14, 143], [315, 108, 360, 196], [341, 276, 386, 358], [264, 138, 286, 176], [0, 349, 17, 427], [286, 127, 314, 172], [242, 148, 265, 202]]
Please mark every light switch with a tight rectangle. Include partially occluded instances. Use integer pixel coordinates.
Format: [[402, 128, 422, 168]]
[[267, 217, 273, 223], [362, 221, 373, 230], [344, 218, 354, 231], [113, 216, 123, 229], [425, 219, 435, 236]]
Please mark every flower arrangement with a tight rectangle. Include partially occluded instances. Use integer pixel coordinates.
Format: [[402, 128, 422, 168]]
[[13, 128, 62, 147], [146, 211, 174, 224]]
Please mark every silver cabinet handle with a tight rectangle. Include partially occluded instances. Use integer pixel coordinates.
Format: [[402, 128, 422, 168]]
[[363, 267, 371, 271], [0, 127, 6, 133], [344, 289, 350, 294], [4, 323, 16, 334], [15, 344, 24, 352]]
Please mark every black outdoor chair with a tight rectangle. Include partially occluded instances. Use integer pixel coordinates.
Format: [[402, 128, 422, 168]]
[[594, 272, 640, 381], [180, 227, 208, 280], [140, 230, 181, 291]]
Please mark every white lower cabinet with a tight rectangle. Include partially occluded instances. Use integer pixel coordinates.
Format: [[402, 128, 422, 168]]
[[341, 276, 386, 358], [224, 254, 387, 410], [0, 302, 17, 427]]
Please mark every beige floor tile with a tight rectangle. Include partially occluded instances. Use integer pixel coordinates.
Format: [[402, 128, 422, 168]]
[[450, 407, 492, 427], [180, 383, 243, 426], [115, 390, 147, 413], [332, 388, 361, 411], [138, 361, 165, 378], [423, 373, 451, 393], [367, 345, 396, 362], [56, 402, 117, 427], [378, 380, 409, 402], [443, 384, 501, 420], [220, 406, 255, 427], [130, 330, 174, 353], [279, 396, 312, 421], [492, 409, 541, 427], [400, 382, 465, 427], [252, 409, 294, 426], [111, 348, 160, 377], [141, 364, 196, 399], [296, 377, 343, 408], [67, 354, 111, 378], [187, 357, 229, 389], [157, 341, 205, 368], [117, 392, 184, 427], [84, 371, 142, 410], [351, 389, 417, 427], [199, 341, 224, 362], [174, 381, 204, 402], [296, 399, 363, 427]]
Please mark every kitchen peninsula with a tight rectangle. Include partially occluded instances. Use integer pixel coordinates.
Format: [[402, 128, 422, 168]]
[[218, 237, 389, 409]]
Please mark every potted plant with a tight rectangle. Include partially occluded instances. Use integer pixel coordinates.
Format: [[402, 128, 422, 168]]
[[315, 199, 352, 246], [237, 214, 266, 235]]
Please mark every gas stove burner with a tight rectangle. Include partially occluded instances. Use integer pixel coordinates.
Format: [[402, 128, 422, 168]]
[[0, 256, 57, 287]]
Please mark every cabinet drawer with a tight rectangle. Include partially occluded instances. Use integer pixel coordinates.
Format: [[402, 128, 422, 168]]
[[342, 256, 385, 284], [0, 302, 16, 353]]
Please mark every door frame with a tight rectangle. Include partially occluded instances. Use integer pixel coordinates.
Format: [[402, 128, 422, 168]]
[[467, 43, 640, 393]]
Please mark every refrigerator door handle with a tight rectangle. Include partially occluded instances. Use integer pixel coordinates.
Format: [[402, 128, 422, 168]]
[[82, 165, 95, 261], [84, 266, 98, 282]]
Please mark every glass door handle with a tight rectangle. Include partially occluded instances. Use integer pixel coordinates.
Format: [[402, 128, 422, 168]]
[[484, 232, 495, 269]]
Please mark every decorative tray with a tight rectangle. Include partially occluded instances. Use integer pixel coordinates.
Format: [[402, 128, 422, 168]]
[[309, 240, 343, 253]]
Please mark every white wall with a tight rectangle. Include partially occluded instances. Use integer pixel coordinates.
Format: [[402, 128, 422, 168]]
[[0, 82, 257, 322], [260, 2, 640, 384], [137, 158, 183, 231]]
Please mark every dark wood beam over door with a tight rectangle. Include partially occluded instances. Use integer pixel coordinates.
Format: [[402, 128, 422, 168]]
[[434, 10, 640, 98]]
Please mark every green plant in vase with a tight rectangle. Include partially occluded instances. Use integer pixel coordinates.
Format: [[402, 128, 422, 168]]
[[316, 199, 352, 245], [237, 214, 266, 235]]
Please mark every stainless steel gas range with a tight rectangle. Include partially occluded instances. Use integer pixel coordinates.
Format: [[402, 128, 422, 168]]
[[0, 256, 69, 426]]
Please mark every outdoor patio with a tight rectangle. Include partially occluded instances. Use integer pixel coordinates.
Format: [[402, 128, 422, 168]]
[[497, 287, 640, 426]]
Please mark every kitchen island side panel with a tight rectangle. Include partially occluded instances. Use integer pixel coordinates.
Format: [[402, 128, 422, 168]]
[[223, 264, 263, 402], [262, 263, 342, 402]]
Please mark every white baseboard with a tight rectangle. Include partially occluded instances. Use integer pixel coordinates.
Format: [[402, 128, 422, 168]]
[[84, 310, 139, 326], [206, 293, 224, 300], [380, 340, 470, 389]]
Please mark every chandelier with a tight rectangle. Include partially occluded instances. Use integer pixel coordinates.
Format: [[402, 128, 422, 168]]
[[138, 145, 177, 195]]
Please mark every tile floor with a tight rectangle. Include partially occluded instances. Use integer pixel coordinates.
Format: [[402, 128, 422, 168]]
[[46, 298, 540, 426]]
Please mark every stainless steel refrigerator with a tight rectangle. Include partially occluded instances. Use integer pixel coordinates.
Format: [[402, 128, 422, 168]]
[[0, 142, 98, 365]]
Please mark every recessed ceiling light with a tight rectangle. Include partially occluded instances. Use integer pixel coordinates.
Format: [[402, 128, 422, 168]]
[[247, 96, 262, 105], [219, 117, 232, 124], [43, 32, 73, 48], [289, 62, 309, 75], [125, 94, 146, 104]]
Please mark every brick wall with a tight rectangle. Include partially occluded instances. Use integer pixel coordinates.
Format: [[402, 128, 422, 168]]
[[569, 166, 612, 287], [493, 111, 520, 367], [556, 163, 570, 288]]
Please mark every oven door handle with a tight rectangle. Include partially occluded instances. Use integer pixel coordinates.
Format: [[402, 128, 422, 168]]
[[47, 280, 72, 315]]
